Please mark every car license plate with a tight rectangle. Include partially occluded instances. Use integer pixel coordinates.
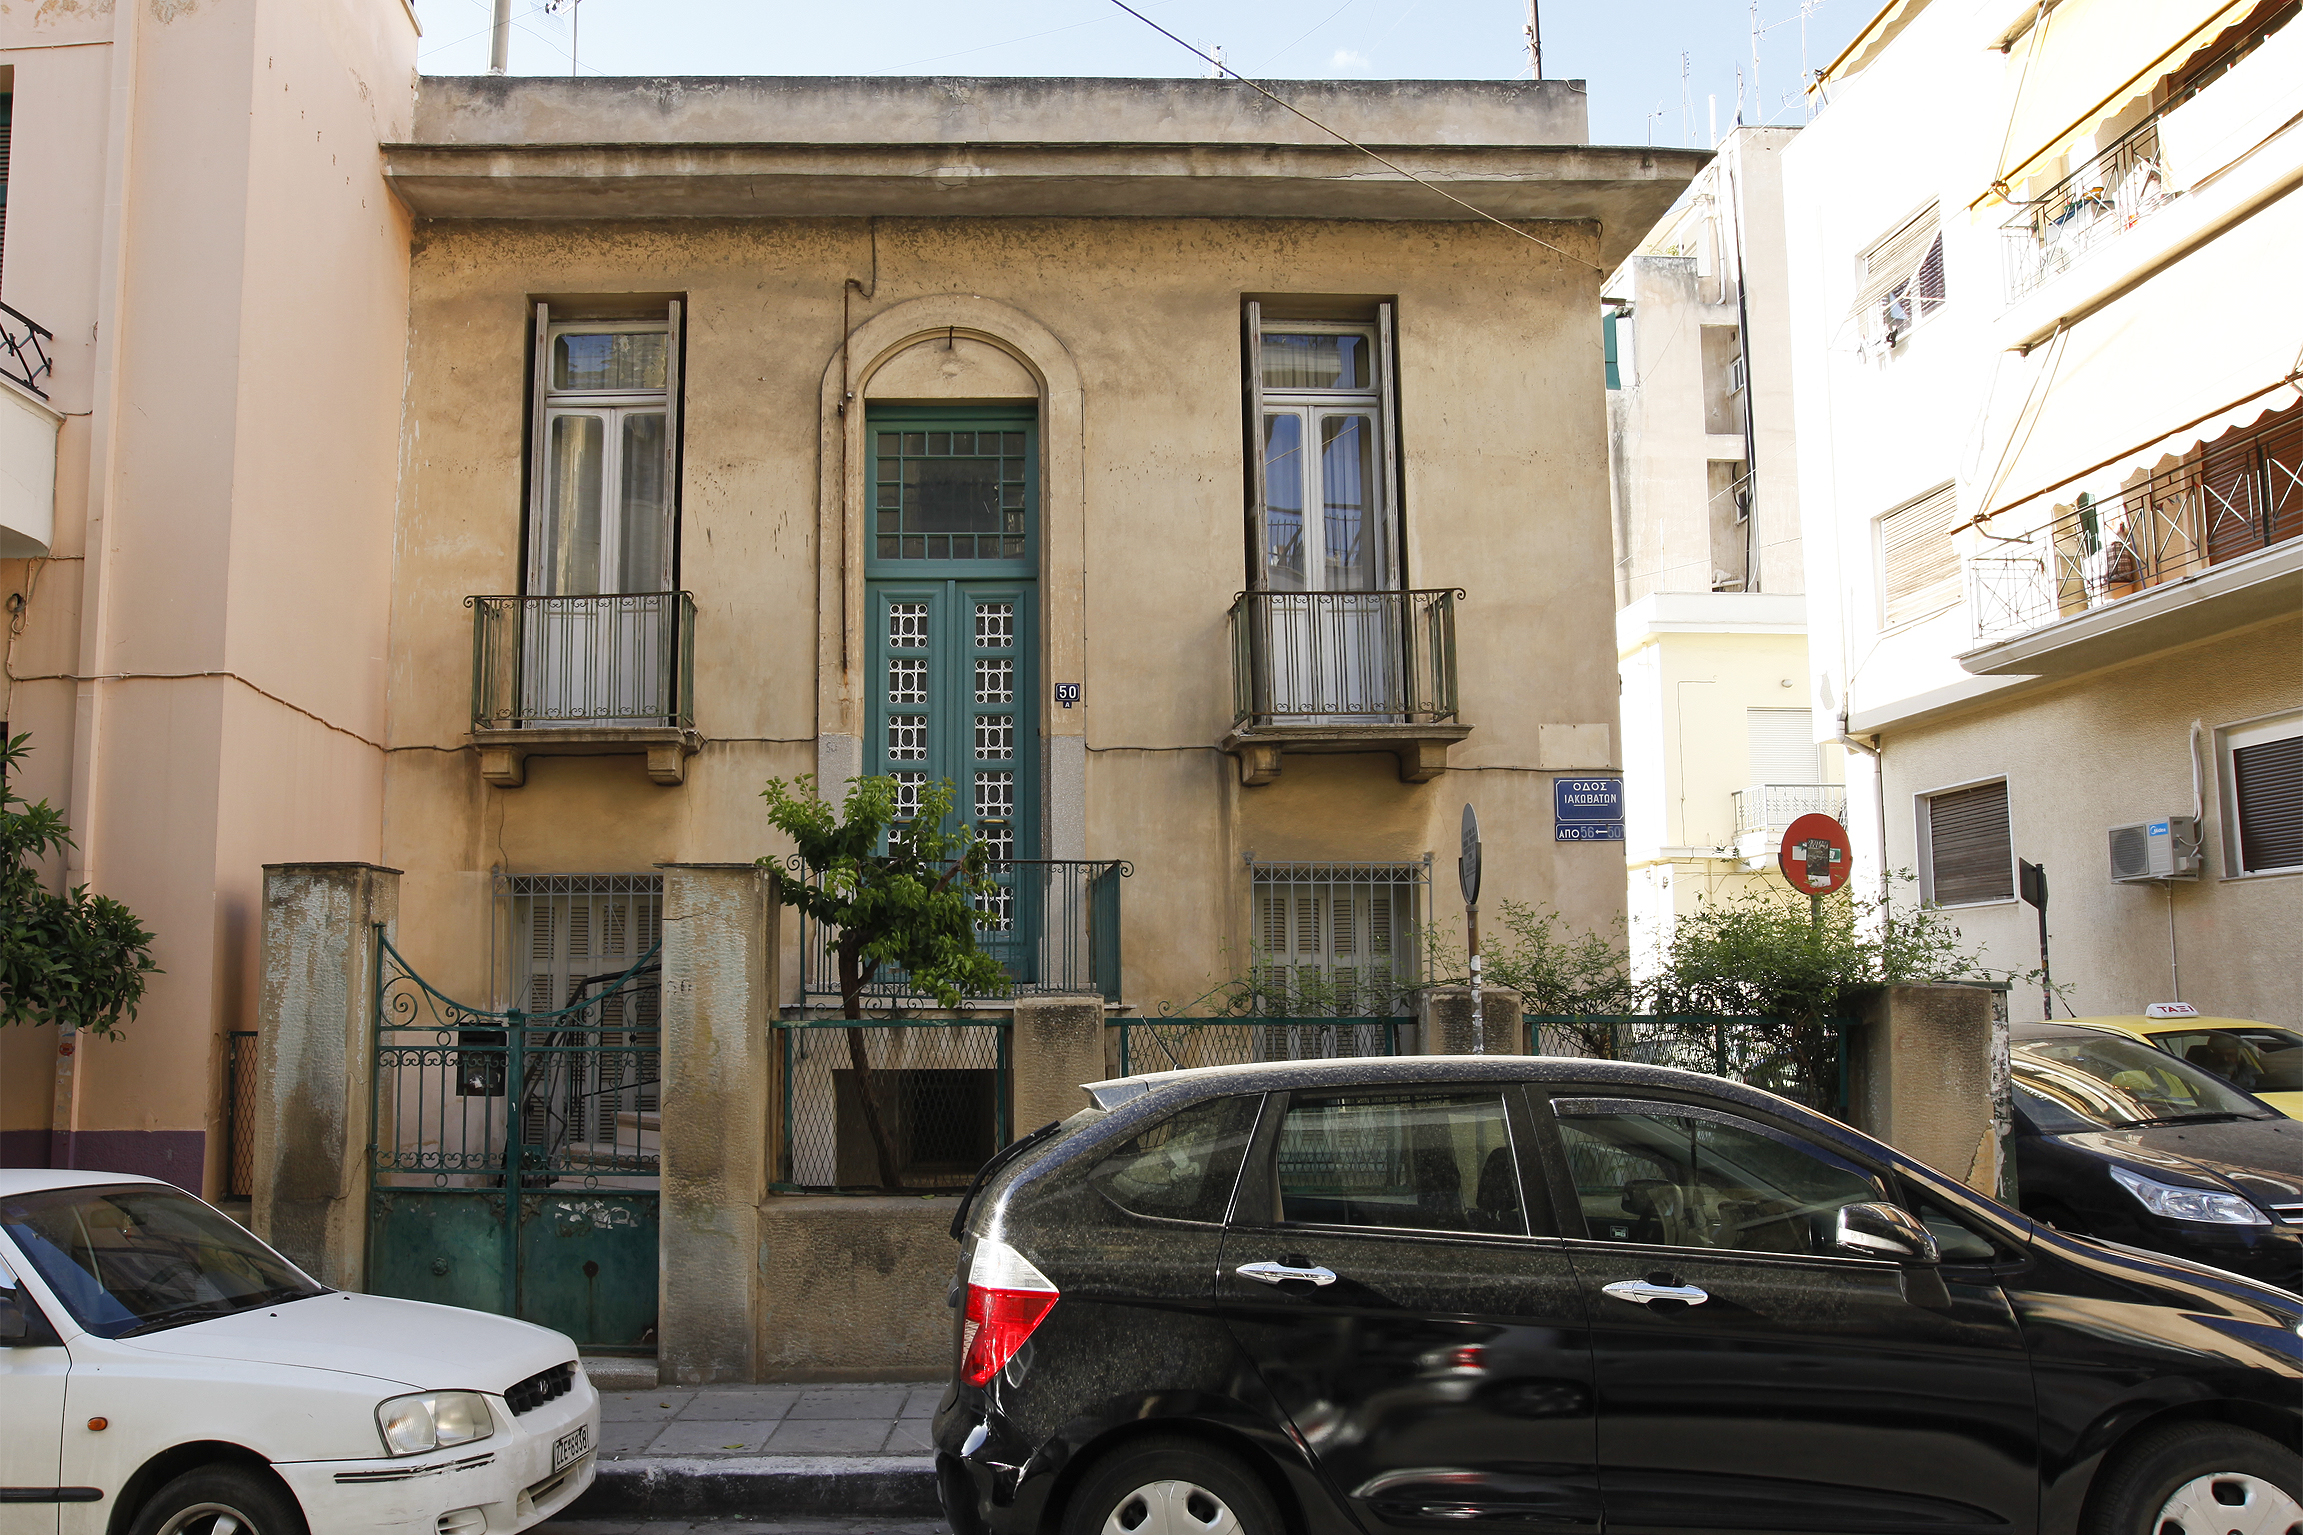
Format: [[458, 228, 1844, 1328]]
[[552, 1423, 591, 1472]]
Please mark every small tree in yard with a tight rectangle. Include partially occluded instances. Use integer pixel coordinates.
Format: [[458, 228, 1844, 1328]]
[[0, 734, 160, 1038], [759, 773, 1008, 1189]]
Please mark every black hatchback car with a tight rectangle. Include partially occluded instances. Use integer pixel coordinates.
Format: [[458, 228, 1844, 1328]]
[[934, 1056, 2302, 1535], [2010, 1023, 2303, 1285]]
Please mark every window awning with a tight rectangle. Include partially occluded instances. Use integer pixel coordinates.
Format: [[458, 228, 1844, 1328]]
[[1969, 196, 2303, 527], [1979, 0, 2260, 207]]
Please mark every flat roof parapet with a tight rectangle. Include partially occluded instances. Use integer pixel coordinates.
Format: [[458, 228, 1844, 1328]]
[[411, 75, 1592, 149]]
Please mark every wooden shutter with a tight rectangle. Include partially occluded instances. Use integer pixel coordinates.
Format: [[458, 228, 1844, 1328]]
[[661, 298, 683, 587], [1927, 782, 2014, 904], [1879, 482, 1961, 627], [1746, 709, 1819, 785], [1376, 301, 1401, 589], [525, 301, 553, 593], [2234, 732, 2303, 873]]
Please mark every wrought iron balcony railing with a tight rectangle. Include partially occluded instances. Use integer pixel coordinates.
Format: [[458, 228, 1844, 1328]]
[[1733, 784, 1848, 838], [2001, 116, 2171, 302], [1229, 588, 1460, 727], [797, 858, 1129, 1005], [1, 302, 55, 400], [469, 591, 696, 731], [1968, 408, 2302, 643]]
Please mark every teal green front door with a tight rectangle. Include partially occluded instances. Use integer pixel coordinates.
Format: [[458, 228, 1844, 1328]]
[[866, 406, 1039, 975]]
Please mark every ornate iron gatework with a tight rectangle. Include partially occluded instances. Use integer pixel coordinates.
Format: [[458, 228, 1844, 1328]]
[[368, 931, 661, 1350]]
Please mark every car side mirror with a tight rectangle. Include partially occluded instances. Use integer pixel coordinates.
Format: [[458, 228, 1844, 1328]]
[[1835, 1202, 1940, 1264]]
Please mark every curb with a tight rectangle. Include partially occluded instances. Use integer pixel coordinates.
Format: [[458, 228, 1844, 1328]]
[[566, 1454, 941, 1520]]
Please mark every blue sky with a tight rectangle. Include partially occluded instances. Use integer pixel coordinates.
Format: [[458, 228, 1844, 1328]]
[[409, 0, 1876, 149]]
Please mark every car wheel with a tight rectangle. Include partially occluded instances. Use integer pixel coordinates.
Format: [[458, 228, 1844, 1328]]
[[1062, 1435, 1280, 1535], [128, 1465, 310, 1535], [2087, 1423, 2303, 1535]]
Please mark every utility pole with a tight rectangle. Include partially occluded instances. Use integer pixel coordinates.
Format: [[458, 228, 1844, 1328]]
[[488, 0, 510, 74], [1525, 0, 1542, 80]]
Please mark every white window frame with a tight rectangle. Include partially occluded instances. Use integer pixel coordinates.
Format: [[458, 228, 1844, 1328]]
[[1916, 776, 2017, 909], [527, 303, 682, 597], [1244, 305, 1401, 594], [2217, 709, 2303, 878]]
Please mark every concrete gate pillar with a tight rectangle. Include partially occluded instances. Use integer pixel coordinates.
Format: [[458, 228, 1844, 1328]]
[[1415, 986, 1525, 1057], [1011, 997, 1107, 1133], [251, 862, 400, 1290], [657, 863, 778, 1385], [1848, 983, 2003, 1194]]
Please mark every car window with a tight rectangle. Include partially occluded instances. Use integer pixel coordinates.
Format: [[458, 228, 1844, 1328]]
[[1553, 1100, 1882, 1256], [1090, 1094, 1260, 1224], [2150, 1030, 2303, 1095], [0, 1185, 325, 1339], [1274, 1091, 1524, 1235], [2015, 1036, 2267, 1126], [2015, 1083, 2099, 1134]]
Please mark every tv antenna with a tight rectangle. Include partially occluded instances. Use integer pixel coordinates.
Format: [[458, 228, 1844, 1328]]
[[1524, 0, 1542, 80], [544, 0, 582, 78]]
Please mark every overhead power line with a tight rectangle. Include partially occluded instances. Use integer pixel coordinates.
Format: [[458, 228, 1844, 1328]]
[[1103, 0, 1605, 272]]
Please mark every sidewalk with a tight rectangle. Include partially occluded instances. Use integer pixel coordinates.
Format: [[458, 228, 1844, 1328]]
[[559, 1382, 944, 1524]]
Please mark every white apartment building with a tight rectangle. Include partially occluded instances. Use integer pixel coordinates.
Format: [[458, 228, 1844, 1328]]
[[1610, 126, 1845, 964], [1784, 0, 2302, 1024]]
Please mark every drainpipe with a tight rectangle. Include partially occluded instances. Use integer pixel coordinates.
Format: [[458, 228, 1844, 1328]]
[[1831, 710, 1887, 907]]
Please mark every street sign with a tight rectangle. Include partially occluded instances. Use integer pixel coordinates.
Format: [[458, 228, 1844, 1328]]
[[1459, 803, 1482, 906], [1553, 777, 1624, 823], [1555, 823, 1626, 842], [1778, 813, 1851, 894]]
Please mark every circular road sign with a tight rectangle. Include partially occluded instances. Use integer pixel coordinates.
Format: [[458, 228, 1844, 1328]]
[[1779, 813, 1852, 895], [1459, 803, 1482, 907]]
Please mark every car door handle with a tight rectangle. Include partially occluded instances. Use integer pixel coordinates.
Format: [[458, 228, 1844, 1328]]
[[1236, 1260, 1338, 1287], [1601, 1279, 1709, 1306]]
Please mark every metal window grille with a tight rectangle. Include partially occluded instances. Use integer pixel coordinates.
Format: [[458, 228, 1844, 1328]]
[[776, 1021, 1009, 1191], [1248, 858, 1426, 1017], [493, 873, 663, 1153], [1115, 1017, 1407, 1076]]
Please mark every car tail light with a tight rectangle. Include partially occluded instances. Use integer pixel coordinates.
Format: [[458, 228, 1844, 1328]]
[[960, 1237, 1059, 1386]]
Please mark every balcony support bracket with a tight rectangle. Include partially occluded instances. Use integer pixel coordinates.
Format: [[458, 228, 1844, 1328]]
[[470, 726, 704, 789], [1221, 723, 1474, 787]]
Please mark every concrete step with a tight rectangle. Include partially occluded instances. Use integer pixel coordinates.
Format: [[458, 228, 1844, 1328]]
[[616, 1110, 662, 1132], [566, 1456, 938, 1521], [580, 1356, 659, 1392]]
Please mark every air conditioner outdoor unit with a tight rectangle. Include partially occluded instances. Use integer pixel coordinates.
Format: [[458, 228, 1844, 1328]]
[[2108, 816, 2201, 882]]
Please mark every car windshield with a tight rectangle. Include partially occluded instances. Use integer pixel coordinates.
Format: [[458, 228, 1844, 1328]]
[[0, 1184, 326, 1339], [2013, 1036, 2270, 1129], [2149, 1026, 2303, 1095]]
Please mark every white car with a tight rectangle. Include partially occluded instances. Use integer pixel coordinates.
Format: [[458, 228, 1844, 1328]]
[[0, 1169, 600, 1535]]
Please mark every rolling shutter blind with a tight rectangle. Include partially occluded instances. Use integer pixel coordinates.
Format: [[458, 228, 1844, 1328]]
[[2233, 732, 2303, 872], [1855, 204, 1939, 311], [1880, 483, 1960, 627], [1927, 782, 2013, 904], [1747, 709, 1819, 784]]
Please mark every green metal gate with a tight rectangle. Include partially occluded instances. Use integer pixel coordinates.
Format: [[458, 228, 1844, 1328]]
[[367, 931, 662, 1352]]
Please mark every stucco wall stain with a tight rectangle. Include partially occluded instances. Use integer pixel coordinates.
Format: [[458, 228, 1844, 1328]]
[[4, 0, 114, 22], [148, 0, 194, 20]]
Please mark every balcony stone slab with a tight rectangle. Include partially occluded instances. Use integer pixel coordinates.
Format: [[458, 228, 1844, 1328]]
[[472, 726, 704, 787], [1221, 721, 1474, 787]]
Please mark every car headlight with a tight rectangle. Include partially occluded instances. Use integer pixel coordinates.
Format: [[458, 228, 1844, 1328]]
[[2109, 1165, 2269, 1225], [376, 1391, 496, 1456]]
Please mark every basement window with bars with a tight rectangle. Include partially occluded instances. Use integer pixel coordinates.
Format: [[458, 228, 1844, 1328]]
[[1251, 860, 1424, 1017], [2221, 713, 2303, 876], [1878, 482, 1961, 629], [1921, 781, 2014, 906]]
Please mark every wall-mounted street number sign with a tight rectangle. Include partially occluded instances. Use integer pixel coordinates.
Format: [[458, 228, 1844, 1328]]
[[1554, 777, 1625, 843], [1054, 683, 1080, 709]]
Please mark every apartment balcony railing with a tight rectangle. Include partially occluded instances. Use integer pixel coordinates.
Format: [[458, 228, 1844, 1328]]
[[467, 591, 699, 787], [1733, 784, 1848, 839], [2001, 116, 2172, 302], [796, 858, 1129, 1005], [1968, 409, 2303, 644], [1, 302, 54, 400], [1223, 588, 1470, 786]]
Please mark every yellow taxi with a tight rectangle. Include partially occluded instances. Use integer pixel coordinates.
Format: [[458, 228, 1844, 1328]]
[[2067, 1005, 2303, 1119]]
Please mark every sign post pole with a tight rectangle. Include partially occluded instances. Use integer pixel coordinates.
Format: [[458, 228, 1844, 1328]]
[[1460, 804, 1483, 1055], [2020, 860, 2050, 1019]]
